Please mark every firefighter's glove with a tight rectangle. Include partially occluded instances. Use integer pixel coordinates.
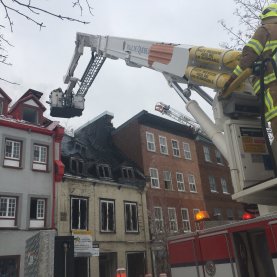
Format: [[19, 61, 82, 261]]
[[218, 76, 236, 100]]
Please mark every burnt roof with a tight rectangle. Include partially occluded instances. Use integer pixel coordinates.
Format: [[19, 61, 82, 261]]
[[115, 110, 196, 139], [61, 112, 145, 188]]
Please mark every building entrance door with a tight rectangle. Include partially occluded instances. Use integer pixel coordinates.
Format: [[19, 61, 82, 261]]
[[99, 252, 117, 277], [126, 252, 145, 277]]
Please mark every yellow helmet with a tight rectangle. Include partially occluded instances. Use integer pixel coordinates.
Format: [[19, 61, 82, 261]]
[[260, 3, 277, 20]]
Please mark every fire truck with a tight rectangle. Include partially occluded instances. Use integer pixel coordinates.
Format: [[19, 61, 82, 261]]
[[49, 33, 277, 276]]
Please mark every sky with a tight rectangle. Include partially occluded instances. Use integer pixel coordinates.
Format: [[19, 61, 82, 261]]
[[1, 0, 238, 130]]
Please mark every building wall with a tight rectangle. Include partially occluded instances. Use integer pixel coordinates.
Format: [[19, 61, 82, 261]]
[[0, 125, 55, 276], [56, 176, 152, 277], [195, 139, 244, 220]]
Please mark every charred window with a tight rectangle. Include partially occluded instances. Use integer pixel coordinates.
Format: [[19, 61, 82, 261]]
[[124, 202, 138, 232], [100, 199, 115, 232], [71, 197, 88, 230], [97, 164, 112, 179], [70, 157, 85, 175], [122, 167, 134, 179], [22, 106, 38, 124]]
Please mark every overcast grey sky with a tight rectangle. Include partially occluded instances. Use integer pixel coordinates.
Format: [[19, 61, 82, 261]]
[[1, 0, 237, 129]]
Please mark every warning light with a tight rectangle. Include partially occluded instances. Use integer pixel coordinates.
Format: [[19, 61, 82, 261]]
[[195, 211, 210, 221], [242, 212, 255, 220]]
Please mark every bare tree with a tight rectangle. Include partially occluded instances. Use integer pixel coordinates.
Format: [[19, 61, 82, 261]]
[[0, 0, 93, 84], [219, 0, 277, 50]]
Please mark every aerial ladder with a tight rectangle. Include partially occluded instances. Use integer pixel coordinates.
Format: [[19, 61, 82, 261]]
[[49, 32, 277, 211]]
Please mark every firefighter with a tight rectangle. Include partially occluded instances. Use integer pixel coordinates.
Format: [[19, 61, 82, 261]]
[[222, 3, 277, 141]]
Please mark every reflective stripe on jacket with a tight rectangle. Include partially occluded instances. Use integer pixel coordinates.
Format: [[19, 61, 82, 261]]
[[232, 17, 277, 94]]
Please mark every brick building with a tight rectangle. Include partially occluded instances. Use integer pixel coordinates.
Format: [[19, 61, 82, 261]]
[[112, 110, 243, 276]]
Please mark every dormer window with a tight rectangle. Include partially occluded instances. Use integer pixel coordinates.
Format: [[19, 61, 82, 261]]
[[70, 157, 85, 175], [97, 164, 112, 179], [22, 106, 38, 124], [122, 167, 135, 179]]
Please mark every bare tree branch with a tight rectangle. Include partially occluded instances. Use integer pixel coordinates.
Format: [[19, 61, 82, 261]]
[[0, 0, 93, 84]]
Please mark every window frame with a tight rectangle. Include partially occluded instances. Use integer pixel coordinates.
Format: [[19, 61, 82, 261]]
[[159, 135, 168, 155], [33, 144, 48, 171], [203, 146, 211, 162], [209, 176, 217, 193], [124, 201, 139, 233], [153, 207, 164, 233], [183, 142, 192, 160], [221, 177, 229, 194], [171, 139, 180, 157], [181, 208, 191, 232], [215, 149, 224, 165], [176, 172, 185, 192], [146, 132, 156, 152], [29, 198, 46, 228], [97, 164, 112, 179], [188, 174, 197, 193], [149, 168, 160, 189], [168, 207, 178, 233], [0, 196, 18, 228], [100, 199, 115, 233], [70, 196, 88, 231], [0, 255, 20, 277], [163, 170, 173, 190], [70, 157, 85, 175], [22, 104, 39, 124], [4, 138, 22, 168], [121, 166, 135, 179]]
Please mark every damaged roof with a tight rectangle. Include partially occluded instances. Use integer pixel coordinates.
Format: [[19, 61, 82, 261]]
[[61, 112, 145, 188]]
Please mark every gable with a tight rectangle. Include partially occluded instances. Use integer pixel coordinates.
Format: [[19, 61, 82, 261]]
[[24, 99, 39, 108]]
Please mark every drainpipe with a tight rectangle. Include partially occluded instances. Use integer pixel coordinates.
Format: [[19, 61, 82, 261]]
[[52, 133, 56, 229]]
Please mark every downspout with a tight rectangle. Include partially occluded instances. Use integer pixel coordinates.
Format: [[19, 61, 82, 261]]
[[52, 133, 56, 229]]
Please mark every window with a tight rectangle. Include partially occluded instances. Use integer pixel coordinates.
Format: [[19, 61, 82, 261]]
[[209, 176, 217, 192], [124, 202, 138, 232], [149, 168, 160, 188], [4, 139, 22, 168], [171, 140, 180, 157], [159, 136, 168, 155], [0, 196, 17, 227], [70, 157, 85, 175], [215, 150, 224, 164], [0, 256, 20, 277], [71, 197, 88, 230], [181, 208, 191, 232], [97, 164, 112, 179], [183, 143, 192, 160], [203, 146, 211, 162], [30, 198, 46, 228], [163, 171, 172, 190], [100, 199, 115, 232], [213, 208, 222, 219], [188, 175, 197, 192], [168, 208, 178, 232], [22, 106, 38, 124], [176, 172, 185, 191], [154, 207, 164, 233], [0, 100, 3, 115], [226, 208, 234, 220], [146, 132, 156, 152], [221, 178, 229, 194], [33, 144, 48, 171], [122, 167, 134, 179]]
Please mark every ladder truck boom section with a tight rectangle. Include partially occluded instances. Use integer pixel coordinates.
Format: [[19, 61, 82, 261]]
[[49, 32, 277, 207], [49, 32, 242, 118]]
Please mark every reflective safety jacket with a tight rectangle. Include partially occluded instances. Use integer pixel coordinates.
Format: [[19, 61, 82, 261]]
[[232, 17, 277, 94]]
